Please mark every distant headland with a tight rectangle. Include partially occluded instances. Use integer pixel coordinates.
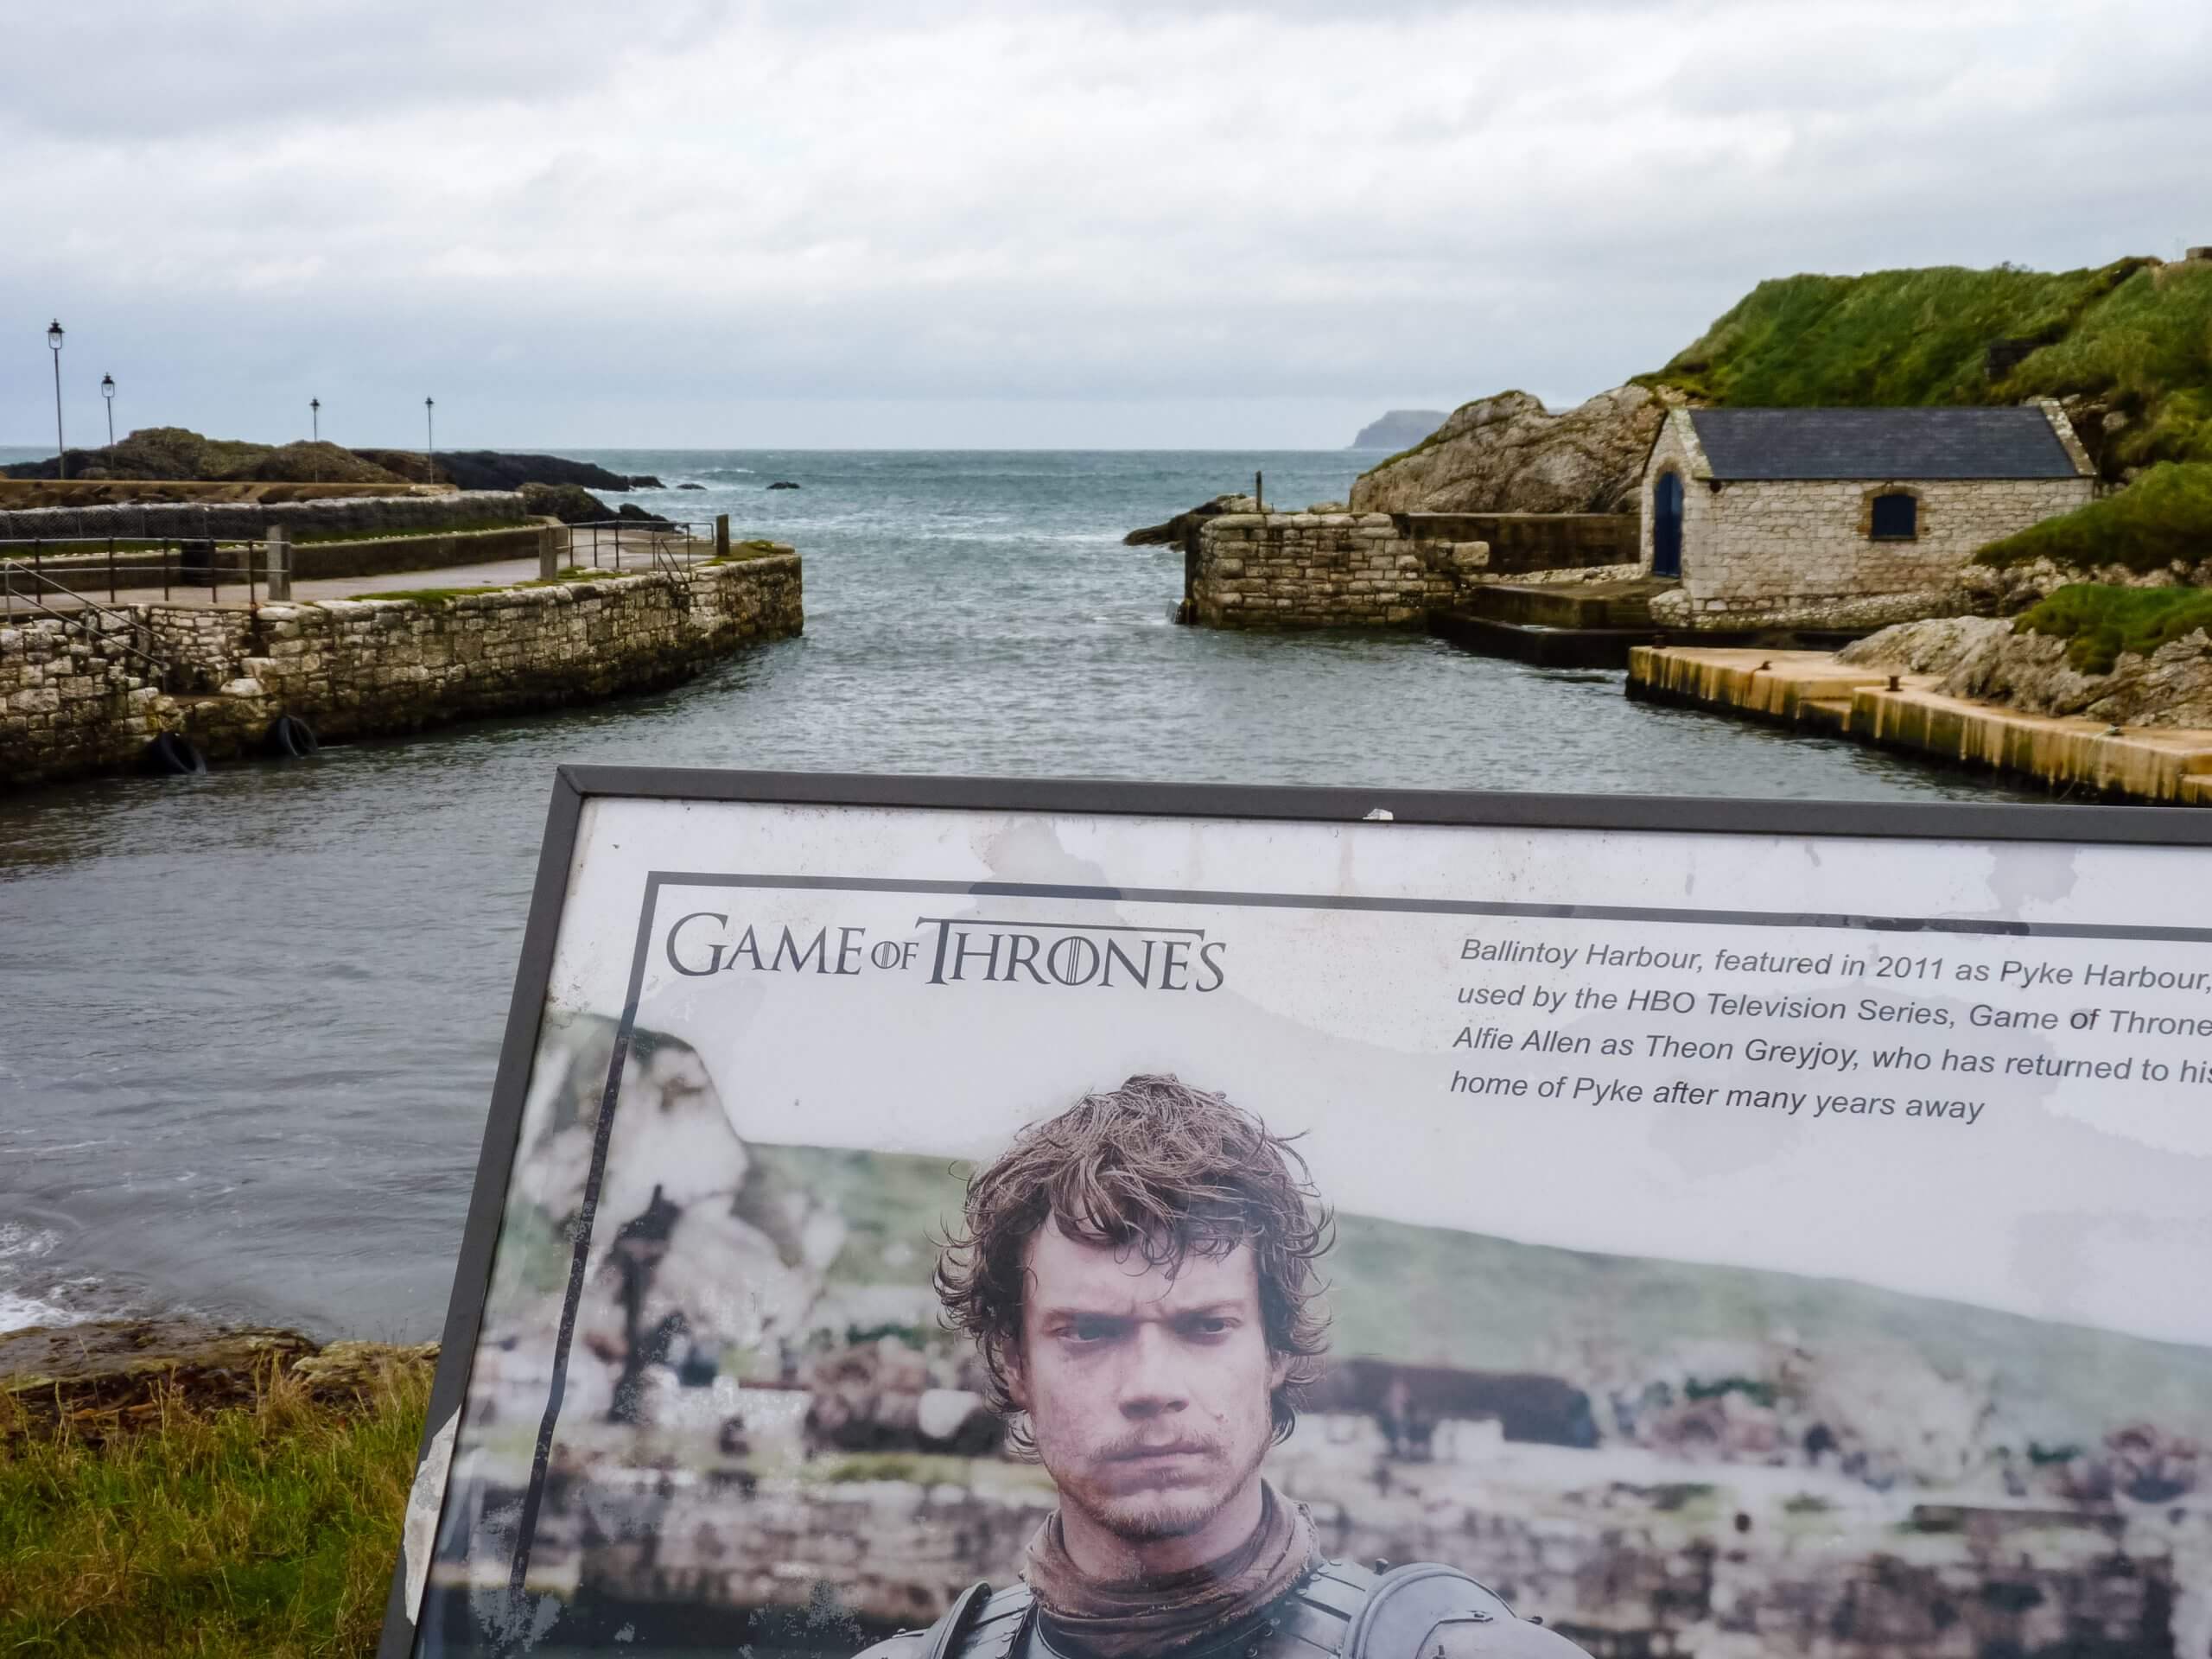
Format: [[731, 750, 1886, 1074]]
[[1349, 410, 1446, 451]]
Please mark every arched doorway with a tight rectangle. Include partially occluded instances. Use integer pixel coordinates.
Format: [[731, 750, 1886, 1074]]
[[1652, 470, 1683, 578]]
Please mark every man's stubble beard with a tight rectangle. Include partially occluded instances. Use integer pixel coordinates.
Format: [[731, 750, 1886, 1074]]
[[1050, 1427, 1273, 1546]]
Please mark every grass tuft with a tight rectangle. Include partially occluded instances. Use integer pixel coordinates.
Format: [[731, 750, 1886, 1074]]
[[2012, 582, 2212, 675], [0, 1357, 429, 1659], [1974, 462, 2212, 574]]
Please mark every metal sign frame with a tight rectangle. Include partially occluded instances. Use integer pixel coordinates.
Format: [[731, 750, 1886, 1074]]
[[377, 766, 2212, 1655]]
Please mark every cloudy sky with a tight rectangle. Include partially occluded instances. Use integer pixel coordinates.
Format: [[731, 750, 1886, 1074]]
[[3, 0, 2205, 449]]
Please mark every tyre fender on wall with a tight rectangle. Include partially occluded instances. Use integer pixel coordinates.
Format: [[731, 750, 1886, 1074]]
[[264, 714, 320, 759], [142, 731, 207, 776]]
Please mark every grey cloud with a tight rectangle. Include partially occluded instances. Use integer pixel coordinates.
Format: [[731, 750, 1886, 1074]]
[[4, 0, 2209, 447]]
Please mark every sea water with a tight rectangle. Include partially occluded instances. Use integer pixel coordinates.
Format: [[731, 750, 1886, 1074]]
[[0, 448, 2035, 1337]]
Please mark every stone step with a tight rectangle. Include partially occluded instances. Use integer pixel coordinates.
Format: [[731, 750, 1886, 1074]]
[[1429, 610, 1655, 670], [1459, 578, 1677, 631]]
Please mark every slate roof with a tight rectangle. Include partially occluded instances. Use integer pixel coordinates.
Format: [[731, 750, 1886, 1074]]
[[1685, 406, 2082, 480]]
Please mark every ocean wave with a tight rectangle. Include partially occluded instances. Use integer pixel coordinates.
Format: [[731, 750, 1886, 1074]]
[[0, 1219, 60, 1262], [0, 1287, 86, 1333]]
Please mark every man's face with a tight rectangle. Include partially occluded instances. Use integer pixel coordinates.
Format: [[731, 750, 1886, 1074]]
[[1008, 1222, 1286, 1547]]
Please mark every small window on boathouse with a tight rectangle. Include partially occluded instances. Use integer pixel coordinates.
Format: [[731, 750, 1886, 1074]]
[[1870, 492, 1918, 540]]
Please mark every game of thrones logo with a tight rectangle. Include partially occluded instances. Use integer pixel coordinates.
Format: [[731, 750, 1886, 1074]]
[[663, 910, 1228, 993]]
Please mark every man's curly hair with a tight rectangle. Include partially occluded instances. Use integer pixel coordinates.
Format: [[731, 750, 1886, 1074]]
[[934, 1074, 1333, 1454]]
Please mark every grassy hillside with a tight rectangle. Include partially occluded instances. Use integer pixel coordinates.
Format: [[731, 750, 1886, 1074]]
[[1643, 257, 2212, 474], [1976, 461, 2212, 575], [754, 1144, 2212, 1449]]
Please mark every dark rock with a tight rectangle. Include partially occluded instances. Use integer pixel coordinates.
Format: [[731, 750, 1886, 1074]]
[[766, 480, 801, 490], [1123, 493, 1250, 547], [627, 474, 665, 489], [616, 502, 675, 527], [369, 449, 639, 493], [519, 481, 616, 524], [676, 482, 707, 491]]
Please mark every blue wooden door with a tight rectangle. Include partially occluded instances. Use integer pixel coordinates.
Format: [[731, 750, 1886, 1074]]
[[1652, 470, 1683, 578]]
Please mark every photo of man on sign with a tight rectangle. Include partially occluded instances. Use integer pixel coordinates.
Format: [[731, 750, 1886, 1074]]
[[866, 1073, 1586, 1659]]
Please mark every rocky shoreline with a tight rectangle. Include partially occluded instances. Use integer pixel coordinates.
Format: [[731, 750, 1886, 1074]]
[[1842, 613, 2212, 729], [0, 1318, 436, 1435]]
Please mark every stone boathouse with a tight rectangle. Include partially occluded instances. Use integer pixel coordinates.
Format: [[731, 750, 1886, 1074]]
[[1641, 402, 2096, 632]]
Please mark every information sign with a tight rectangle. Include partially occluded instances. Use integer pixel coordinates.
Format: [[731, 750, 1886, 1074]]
[[384, 770, 2212, 1658]]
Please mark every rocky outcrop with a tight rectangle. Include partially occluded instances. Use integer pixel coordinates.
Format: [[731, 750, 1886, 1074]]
[[1839, 615, 2014, 676], [1350, 410, 1446, 451], [1950, 552, 2212, 616], [4, 429, 409, 486], [1349, 385, 1673, 515], [1844, 614, 2212, 727], [4, 431, 658, 497]]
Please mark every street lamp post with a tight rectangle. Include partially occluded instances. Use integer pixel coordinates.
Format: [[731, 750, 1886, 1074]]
[[310, 397, 321, 482], [100, 374, 116, 449], [46, 321, 65, 481], [424, 397, 435, 486]]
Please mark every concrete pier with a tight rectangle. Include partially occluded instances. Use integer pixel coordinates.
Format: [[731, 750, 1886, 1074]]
[[1628, 645, 2212, 805]]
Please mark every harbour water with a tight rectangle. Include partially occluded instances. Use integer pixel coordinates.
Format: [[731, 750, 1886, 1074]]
[[0, 448, 2040, 1339]]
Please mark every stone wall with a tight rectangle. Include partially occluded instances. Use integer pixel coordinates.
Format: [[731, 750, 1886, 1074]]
[[1, 553, 801, 786], [1191, 511, 1446, 628], [0, 491, 529, 544], [1188, 511, 1637, 630], [1641, 412, 2097, 632], [0, 610, 175, 782], [1393, 512, 1638, 575]]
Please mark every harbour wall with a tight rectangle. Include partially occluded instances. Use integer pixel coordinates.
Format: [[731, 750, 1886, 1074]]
[[1187, 511, 1638, 629], [0, 491, 530, 544], [0, 552, 801, 786]]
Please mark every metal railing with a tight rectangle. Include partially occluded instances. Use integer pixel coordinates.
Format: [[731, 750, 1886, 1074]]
[[561, 520, 708, 580], [0, 559, 174, 689], [0, 536, 282, 605]]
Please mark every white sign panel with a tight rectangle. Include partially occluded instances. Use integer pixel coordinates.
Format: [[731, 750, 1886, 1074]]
[[386, 772, 2212, 1659]]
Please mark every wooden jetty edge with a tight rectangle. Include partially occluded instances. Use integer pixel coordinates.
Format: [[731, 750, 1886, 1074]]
[[1627, 645, 2212, 806]]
